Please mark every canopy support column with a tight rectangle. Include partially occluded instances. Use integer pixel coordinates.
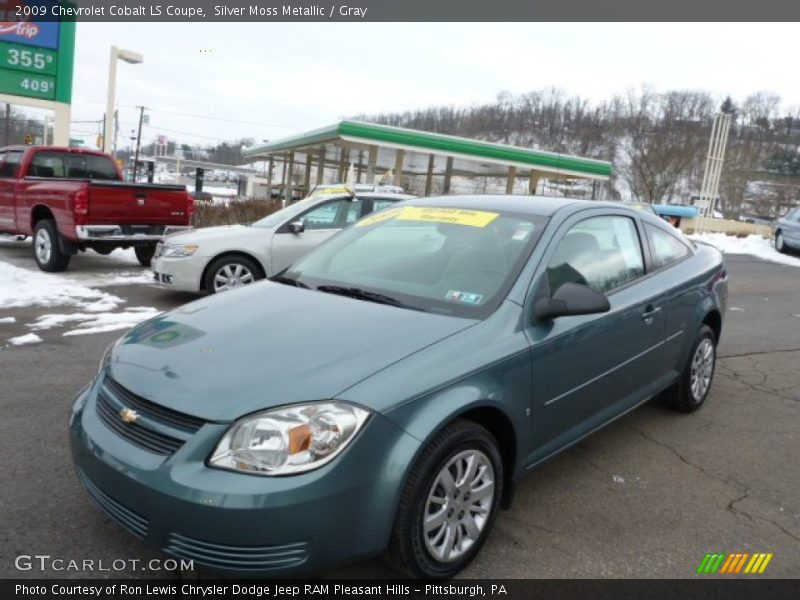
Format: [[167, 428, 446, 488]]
[[303, 153, 312, 193], [266, 157, 274, 201], [443, 157, 453, 194], [365, 145, 378, 185], [393, 150, 405, 186], [424, 154, 434, 196], [528, 171, 540, 195], [283, 151, 295, 205], [506, 166, 517, 194], [337, 147, 348, 182], [316, 146, 326, 185], [355, 150, 364, 183]]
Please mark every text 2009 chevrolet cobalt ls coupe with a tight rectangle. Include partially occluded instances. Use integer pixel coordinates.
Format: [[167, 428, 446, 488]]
[[71, 195, 727, 578]]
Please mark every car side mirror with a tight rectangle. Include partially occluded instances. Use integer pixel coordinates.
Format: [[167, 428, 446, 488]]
[[288, 220, 305, 234], [533, 282, 610, 322]]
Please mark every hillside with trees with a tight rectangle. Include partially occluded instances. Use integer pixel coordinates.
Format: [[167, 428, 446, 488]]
[[358, 88, 800, 218]]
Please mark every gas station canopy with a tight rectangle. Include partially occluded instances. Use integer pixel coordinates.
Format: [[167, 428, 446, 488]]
[[242, 120, 612, 200]]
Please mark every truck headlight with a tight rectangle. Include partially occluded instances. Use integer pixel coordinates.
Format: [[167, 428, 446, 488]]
[[209, 402, 370, 476], [161, 243, 198, 258]]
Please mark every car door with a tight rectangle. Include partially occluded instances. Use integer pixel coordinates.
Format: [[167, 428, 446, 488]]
[[523, 210, 667, 466], [0, 150, 22, 232], [270, 196, 364, 273]]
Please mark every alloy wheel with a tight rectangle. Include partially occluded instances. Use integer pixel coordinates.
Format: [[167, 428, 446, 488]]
[[690, 338, 715, 402], [213, 263, 255, 292], [423, 449, 495, 563], [35, 228, 52, 265]]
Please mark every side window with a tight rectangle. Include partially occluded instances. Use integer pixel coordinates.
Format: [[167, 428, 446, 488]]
[[371, 198, 397, 213], [646, 223, 690, 270], [547, 216, 645, 294], [29, 153, 64, 177], [300, 199, 351, 231], [345, 199, 362, 224], [0, 151, 23, 178]]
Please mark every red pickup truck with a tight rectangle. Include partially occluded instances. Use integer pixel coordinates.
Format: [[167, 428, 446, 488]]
[[0, 145, 193, 272]]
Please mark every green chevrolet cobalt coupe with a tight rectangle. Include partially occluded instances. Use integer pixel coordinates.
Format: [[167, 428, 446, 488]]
[[70, 196, 727, 577]]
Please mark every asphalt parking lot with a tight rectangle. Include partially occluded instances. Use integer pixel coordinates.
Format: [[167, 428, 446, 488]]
[[1, 243, 798, 579]]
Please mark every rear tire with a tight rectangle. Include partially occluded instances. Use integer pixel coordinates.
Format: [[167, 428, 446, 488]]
[[775, 231, 790, 254], [203, 255, 262, 294], [660, 325, 716, 413], [385, 419, 503, 578], [135, 244, 157, 267], [33, 219, 70, 272]]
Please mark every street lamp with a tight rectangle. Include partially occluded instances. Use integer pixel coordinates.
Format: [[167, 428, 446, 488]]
[[103, 46, 143, 157]]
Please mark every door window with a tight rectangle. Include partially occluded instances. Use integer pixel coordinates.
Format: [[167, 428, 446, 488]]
[[547, 216, 645, 294], [300, 198, 354, 231], [371, 198, 399, 213], [646, 223, 691, 270], [0, 150, 23, 178]]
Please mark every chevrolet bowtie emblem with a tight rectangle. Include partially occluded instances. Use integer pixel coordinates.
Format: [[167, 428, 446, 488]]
[[119, 407, 139, 424]]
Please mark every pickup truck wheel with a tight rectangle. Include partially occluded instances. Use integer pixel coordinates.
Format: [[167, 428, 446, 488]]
[[385, 419, 503, 578], [660, 325, 716, 413], [135, 244, 157, 267], [33, 219, 70, 272], [204, 255, 262, 294]]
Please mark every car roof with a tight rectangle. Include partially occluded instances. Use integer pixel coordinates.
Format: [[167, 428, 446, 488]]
[[401, 194, 602, 217], [305, 192, 416, 202]]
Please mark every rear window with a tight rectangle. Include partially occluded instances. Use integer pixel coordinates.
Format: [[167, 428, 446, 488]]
[[28, 151, 118, 180]]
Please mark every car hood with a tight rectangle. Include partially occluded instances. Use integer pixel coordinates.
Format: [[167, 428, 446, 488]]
[[164, 224, 268, 244], [107, 282, 476, 422]]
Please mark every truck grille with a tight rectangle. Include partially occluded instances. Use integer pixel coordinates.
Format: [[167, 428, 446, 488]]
[[95, 375, 206, 455]]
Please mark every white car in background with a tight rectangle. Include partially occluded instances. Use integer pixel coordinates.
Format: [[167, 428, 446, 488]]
[[152, 190, 414, 293]]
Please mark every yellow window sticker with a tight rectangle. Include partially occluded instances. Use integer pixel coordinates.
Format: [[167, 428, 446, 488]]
[[397, 207, 499, 228], [357, 206, 500, 228]]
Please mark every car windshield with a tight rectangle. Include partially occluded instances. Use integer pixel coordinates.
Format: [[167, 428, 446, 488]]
[[251, 194, 349, 228], [284, 205, 547, 318]]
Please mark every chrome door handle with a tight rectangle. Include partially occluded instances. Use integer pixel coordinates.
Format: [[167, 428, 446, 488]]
[[641, 306, 662, 324]]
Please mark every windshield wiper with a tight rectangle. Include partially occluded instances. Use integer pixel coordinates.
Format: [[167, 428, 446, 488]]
[[270, 274, 309, 288], [316, 285, 420, 310]]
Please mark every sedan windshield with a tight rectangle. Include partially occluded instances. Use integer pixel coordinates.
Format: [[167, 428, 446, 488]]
[[285, 205, 547, 318]]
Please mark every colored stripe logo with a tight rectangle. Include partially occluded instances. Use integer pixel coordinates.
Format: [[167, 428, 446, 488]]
[[696, 553, 773, 574]]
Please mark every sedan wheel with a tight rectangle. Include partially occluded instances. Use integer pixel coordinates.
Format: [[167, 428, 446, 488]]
[[204, 255, 263, 294], [423, 449, 495, 563], [660, 324, 716, 412], [775, 232, 786, 254], [385, 419, 503, 578]]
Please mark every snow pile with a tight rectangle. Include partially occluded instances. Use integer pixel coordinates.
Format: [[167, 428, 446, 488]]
[[7, 333, 42, 346], [688, 233, 800, 268], [28, 307, 160, 336], [0, 317, 16, 324]]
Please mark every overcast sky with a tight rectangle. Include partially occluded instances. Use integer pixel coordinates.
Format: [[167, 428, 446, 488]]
[[68, 22, 800, 149]]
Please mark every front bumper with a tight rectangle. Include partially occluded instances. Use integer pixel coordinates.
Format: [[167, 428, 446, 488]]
[[76, 224, 192, 242], [151, 255, 206, 292], [69, 378, 420, 576]]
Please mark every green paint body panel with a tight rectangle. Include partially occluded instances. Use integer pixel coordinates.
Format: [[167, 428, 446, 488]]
[[70, 196, 724, 576], [55, 17, 76, 104], [243, 120, 612, 178]]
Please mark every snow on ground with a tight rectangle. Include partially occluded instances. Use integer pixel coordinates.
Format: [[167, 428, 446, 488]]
[[7, 333, 42, 346], [1, 243, 162, 343], [688, 233, 800, 268], [0, 260, 124, 311]]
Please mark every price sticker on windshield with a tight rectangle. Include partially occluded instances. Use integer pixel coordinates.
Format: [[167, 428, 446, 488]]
[[356, 206, 499, 228]]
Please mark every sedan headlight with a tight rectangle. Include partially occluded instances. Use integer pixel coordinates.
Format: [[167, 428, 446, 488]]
[[160, 243, 199, 258], [209, 402, 370, 476]]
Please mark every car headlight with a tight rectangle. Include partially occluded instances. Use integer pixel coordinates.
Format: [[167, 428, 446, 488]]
[[161, 243, 198, 258], [209, 402, 370, 476]]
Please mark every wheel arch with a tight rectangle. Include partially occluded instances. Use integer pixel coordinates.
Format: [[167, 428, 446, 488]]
[[30, 204, 55, 230], [702, 309, 722, 344], [199, 250, 267, 291]]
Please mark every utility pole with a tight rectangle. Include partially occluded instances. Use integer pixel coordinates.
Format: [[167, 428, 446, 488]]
[[112, 109, 120, 157], [132, 106, 145, 181], [4, 103, 10, 146]]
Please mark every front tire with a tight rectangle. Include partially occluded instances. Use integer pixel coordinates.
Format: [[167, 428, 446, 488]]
[[385, 419, 503, 578], [203, 255, 262, 294], [775, 231, 789, 254], [660, 325, 716, 412], [134, 244, 157, 267], [33, 219, 70, 272]]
